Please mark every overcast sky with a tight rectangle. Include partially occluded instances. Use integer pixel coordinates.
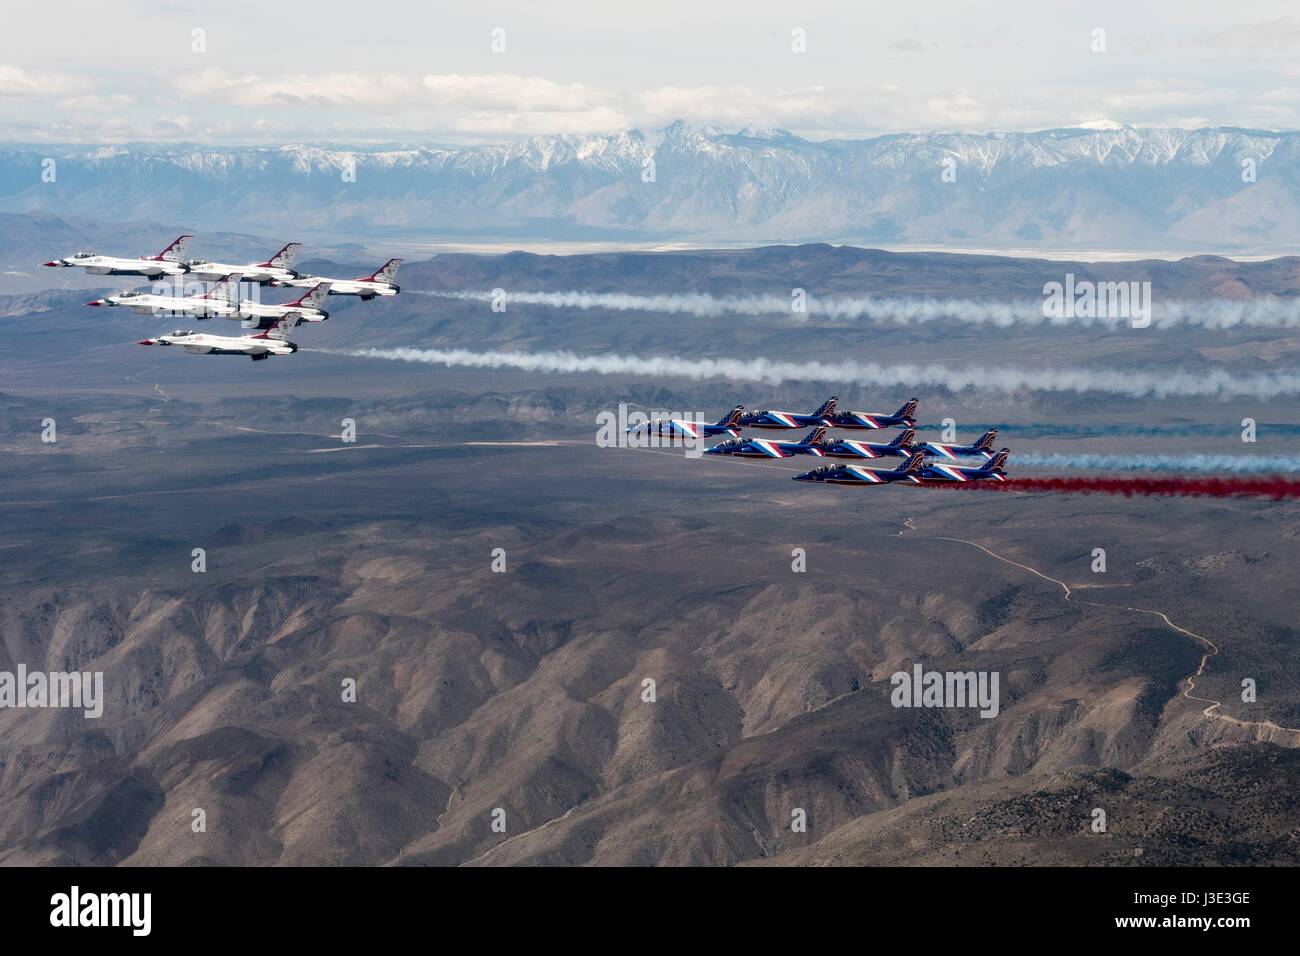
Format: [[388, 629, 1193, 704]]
[[3, 0, 1299, 144]]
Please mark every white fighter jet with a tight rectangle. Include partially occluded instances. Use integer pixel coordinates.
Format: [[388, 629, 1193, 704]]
[[274, 258, 401, 299], [227, 281, 332, 330], [43, 235, 193, 278], [137, 319, 298, 362], [185, 242, 302, 284], [86, 275, 240, 318]]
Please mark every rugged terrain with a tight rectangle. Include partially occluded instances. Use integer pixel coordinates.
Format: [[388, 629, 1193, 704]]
[[0, 245, 1297, 866]]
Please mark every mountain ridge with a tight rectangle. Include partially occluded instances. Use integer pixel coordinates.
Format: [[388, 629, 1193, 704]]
[[2, 125, 1297, 251]]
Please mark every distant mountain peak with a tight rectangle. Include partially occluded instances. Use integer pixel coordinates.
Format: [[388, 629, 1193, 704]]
[[1, 126, 1296, 252]]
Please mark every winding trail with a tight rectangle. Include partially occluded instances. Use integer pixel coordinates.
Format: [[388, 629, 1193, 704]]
[[900, 516, 1300, 744], [463, 804, 583, 866]]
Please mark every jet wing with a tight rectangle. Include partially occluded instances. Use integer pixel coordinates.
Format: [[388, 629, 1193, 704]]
[[845, 466, 887, 483], [843, 441, 881, 458], [750, 440, 789, 458], [241, 314, 297, 330], [926, 463, 971, 481]]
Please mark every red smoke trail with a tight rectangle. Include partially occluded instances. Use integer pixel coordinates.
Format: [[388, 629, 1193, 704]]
[[926, 476, 1300, 500]]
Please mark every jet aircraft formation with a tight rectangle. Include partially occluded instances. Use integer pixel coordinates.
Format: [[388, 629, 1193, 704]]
[[631, 396, 1012, 487], [44, 236, 402, 361]]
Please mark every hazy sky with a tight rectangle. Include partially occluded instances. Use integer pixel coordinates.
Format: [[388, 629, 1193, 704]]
[[4, 0, 1299, 143]]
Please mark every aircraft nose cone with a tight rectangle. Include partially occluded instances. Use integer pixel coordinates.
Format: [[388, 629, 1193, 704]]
[[86, 299, 102, 307], [42, 261, 59, 267], [137, 339, 155, 345]]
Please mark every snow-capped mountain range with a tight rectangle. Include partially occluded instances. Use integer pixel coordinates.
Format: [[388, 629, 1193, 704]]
[[2, 124, 1297, 251]]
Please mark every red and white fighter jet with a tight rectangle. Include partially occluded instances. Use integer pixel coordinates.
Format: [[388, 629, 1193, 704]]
[[44, 235, 193, 278]]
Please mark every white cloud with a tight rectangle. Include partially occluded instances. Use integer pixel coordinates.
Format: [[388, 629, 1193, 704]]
[[1186, 17, 1300, 54], [451, 108, 630, 137], [0, 64, 91, 98], [172, 69, 418, 109], [167, 69, 610, 117], [421, 74, 606, 113], [6, 22, 1300, 146], [2, 3, 1300, 144], [58, 93, 135, 111]]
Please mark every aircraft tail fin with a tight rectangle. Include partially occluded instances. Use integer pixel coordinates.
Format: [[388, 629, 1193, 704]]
[[254, 317, 296, 341], [891, 427, 916, 447], [716, 404, 744, 428], [893, 398, 919, 421], [201, 274, 242, 305], [800, 426, 827, 446], [157, 235, 194, 262], [975, 429, 998, 451], [290, 282, 331, 309], [983, 448, 1010, 471], [364, 258, 403, 283], [262, 242, 301, 269], [812, 395, 838, 418], [895, 451, 927, 474]]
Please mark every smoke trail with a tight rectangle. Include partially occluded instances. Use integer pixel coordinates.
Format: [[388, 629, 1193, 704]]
[[929, 476, 1300, 500], [1016, 453, 1300, 474], [416, 289, 1300, 330], [339, 346, 1300, 399]]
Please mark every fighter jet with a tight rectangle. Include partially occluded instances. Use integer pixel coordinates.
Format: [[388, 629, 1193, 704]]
[[184, 243, 302, 284], [86, 275, 240, 318], [137, 319, 298, 362], [916, 429, 999, 462], [793, 451, 928, 484], [915, 449, 1010, 483], [739, 396, 837, 430], [705, 427, 828, 459], [820, 428, 916, 460], [43, 235, 193, 278], [274, 258, 402, 299], [825, 398, 918, 430], [226, 282, 331, 330], [627, 405, 745, 441]]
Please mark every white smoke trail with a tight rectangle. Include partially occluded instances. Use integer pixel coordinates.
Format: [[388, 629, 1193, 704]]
[[414, 289, 1300, 330], [1017, 453, 1300, 474], [336, 346, 1300, 399]]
